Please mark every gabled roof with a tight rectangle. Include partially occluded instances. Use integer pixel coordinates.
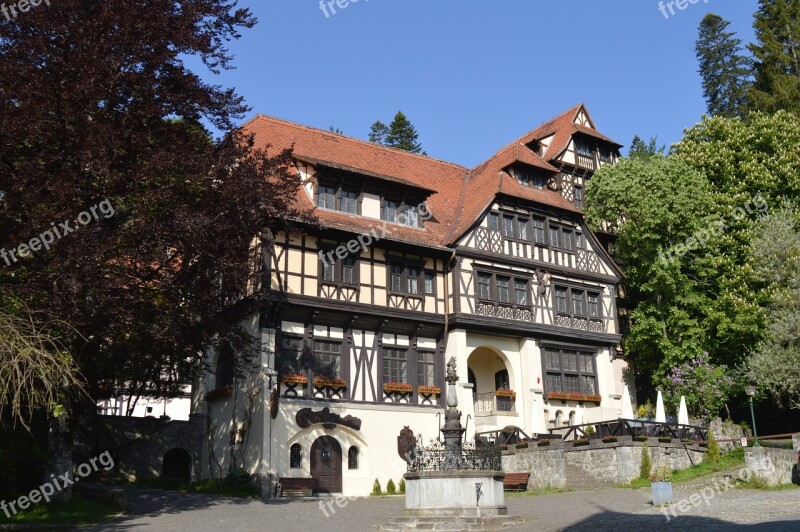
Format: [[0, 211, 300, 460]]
[[240, 105, 620, 250], [502, 104, 623, 163]]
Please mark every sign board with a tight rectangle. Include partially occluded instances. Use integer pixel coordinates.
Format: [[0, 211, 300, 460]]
[[741, 437, 748, 447]]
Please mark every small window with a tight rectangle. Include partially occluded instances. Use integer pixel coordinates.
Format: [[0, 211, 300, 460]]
[[390, 265, 403, 292], [562, 230, 574, 251], [576, 138, 593, 156], [342, 255, 356, 284], [348, 446, 359, 470], [340, 189, 358, 214], [408, 268, 420, 295], [599, 146, 611, 162], [216, 348, 234, 389], [496, 276, 510, 304], [383, 348, 408, 383], [477, 272, 492, 300], [532, 218, 546, 244], [322, 260, 335, 282], [290, 444, 302, 469], [574, 187, 584, 208], [515, 280, 528, 306], [572, 291, 585, 316], [487, 212, 499, 230], [555, 287, 568, 314], [518, 219, 529, 240], [382, 200, 399, 222], [549, 227, 560, 248], [424, 272, 435, 295], [502, 216, 515, 238], [318, 185, 336, 210], [418, 351, 435, 386], [313, 340, 341, 378], [588, 293, 600, 318]]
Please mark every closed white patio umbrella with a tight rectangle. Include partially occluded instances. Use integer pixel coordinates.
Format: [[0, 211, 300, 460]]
[[655, 390, 666, 423], [620, 385, 634, 420], [531, 394, 548, 436], [678, 396, 689, 425]]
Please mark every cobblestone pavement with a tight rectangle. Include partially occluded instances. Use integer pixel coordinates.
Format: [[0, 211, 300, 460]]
[[81, 483, 800, 532]]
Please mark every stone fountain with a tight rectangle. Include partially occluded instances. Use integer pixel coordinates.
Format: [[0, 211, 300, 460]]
[[381, 357, 526, 530]]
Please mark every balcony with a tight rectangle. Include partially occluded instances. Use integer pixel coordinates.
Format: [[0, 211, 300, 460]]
[[473, 391, 516, 416]]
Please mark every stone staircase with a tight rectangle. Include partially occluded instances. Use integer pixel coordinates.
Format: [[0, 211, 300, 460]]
[[564, 462, 614, 490]]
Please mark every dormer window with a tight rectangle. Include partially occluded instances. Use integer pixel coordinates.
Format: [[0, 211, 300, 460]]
[[575, 138, 593, 157], [317, 182, 360, 214], [517, 171, 544, 189], [381, 199, 423, 228], [599, 146, 611, 163]]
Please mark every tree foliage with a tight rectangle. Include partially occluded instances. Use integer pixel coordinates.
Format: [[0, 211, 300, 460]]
[[696, 13, 751, 118], [748, 0, 800, 114], [369, 112, 425, 154], [627, 135, 665, 159], [0, 1, 310, 410]]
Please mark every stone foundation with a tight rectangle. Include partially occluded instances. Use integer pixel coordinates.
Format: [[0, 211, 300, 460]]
[[745, 445, 799, 487], [404, 470, 507, 517]]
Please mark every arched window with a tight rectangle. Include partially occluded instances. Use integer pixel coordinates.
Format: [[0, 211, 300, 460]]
[[568, 411, 576, 426], [348, 446, 359, 470], [554, 410, 563, 427], [290, 444, 302, 469]]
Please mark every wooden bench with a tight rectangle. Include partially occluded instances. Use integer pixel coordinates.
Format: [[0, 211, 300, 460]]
[[503, 472, 530, 492], [280, 477, 316, 497]]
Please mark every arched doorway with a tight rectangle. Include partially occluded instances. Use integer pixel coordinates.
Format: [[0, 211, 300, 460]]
[[311, 436, 342, 493], [162, 448, 191, 482], [468, 347, 514, 415]]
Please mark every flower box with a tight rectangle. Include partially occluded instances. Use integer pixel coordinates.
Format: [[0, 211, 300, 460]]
[[537, 439, 551, 447], [418, 385, 441, 396], [602, 436, 618, 443], [280, 374, 308, 385], [313, 376, 347, 389], [384, 382, 413, 394], [495, 389, 516, 398], [546, 391, 601, 403], [573, 438, 590, 447]]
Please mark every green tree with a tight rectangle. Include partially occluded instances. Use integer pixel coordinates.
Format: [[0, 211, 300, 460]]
[[748, 0, 800, 114], [640, 442, 652, 480], [745, 207, 800, 408], [384, 111, 425, 154], [696, 13, 751, 117], [627, 135, 665, 159], [368, 121, 388, 144]]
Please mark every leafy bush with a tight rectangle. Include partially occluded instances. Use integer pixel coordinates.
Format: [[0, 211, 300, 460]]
[[371, 478, 382, 496], [386, 479, 396, 495], [707, 430, 721, 463], [640, 443, 652, 480], [663, 352, 734, 420], [651, 464, 673, 483], [399, 478, 406, 494]]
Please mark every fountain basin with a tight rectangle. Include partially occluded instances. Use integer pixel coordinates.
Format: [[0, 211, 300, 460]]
[[403, 470, 507, 518]]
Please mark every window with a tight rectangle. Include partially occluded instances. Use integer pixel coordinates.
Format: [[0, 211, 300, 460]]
[[216, 348, 234, 389], [382, 200, 423, 227], [599, 146, 611, 162], [500, 214, 529, 240], [502, 216, 515, 238], [317, 185, 336, 210], [495, 369, 510, 390], [549, 225, 574, 251], [382, 200, 399, 223], [543, 348, 597, 396], [424, 272, 435, 295], [575, 138, 593, 156], [554, 285, 602, 319], [515, 280, 529, 306], [487, 212, 499, 230], [475, 271, 532, 308], [477, 272, 492, 300], [383, 347, 408, 383], [348, 447, 359, 470], [532, 218, 546, 245], [313, 340, 341, 378], [319, 248, 358, 285], [279, 336, 304, 375], [574, 186, 584, 208], [418, 351, 435, 386], [388, 264, 428, 296], [340, 189, 358, 214], [290, 444, 302, 468], [318, 183, 359, 214], [517, 171, 544, 189]]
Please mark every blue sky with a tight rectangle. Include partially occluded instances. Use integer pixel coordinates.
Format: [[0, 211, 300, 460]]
[[197, 0, 759, 166]]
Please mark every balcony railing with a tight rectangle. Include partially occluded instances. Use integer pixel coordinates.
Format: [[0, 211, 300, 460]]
[[473, 391, 516, 415]]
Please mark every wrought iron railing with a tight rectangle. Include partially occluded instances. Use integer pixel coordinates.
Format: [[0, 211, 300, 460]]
[[473, 392, 516, 415], [406, 441, 502, 472]]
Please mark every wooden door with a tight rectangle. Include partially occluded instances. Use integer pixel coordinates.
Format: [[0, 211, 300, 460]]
[[310, 436, 342, 493]]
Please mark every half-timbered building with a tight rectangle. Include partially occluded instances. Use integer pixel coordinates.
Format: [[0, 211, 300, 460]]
[[193, 104, 630, 497]]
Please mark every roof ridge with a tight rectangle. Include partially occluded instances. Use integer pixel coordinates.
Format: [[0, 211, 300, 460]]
[[247, 114, 468, 171]]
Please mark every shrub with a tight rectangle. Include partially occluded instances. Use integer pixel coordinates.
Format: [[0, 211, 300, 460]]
[[640, 442, 652, 480], [651, 464, 673, 483], [707, 430, 721, 464], [399, 478, 406, 494], [386, 479, 396, 495], [371, 479, 382, 496], [585, 426, 596, 436]]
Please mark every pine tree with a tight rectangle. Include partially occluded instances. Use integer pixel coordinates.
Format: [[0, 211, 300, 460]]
[[627, 136, 665, 159], [368, 121, 388, 144], [384, 111, 425, 154], [748, 0, 800, 114], [696, 14, 751, 118]]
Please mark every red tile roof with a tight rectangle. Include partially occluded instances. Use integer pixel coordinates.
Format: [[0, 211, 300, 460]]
[[240, 105, 619, 249]]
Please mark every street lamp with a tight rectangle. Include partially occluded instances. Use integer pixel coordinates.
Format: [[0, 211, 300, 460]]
[[744, 386, 759, 447]]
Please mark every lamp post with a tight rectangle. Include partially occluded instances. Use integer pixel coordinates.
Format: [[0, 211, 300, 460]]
[[744, 386, 759, 447]]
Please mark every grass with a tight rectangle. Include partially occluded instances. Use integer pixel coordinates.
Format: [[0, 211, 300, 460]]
[[0, 494, 120, 525], [506, 487, 571, 497], [137, 476, 261, 499], [619, 447, 746, 488]]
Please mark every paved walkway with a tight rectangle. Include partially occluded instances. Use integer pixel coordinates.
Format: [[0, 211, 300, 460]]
[[80, 484, 800, 531]]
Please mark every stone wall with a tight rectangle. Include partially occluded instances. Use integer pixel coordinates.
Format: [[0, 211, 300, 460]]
[[708, 418, 748, 453], [745, 445, 799, 487], [503, 437, 708, 489]]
